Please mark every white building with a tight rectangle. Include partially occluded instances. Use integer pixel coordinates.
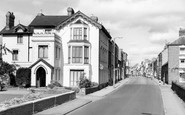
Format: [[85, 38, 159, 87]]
[[0, 8, 111, 87]]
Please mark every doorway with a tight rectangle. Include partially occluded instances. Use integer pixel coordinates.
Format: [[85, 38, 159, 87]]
[[36, 67, 46, 87]]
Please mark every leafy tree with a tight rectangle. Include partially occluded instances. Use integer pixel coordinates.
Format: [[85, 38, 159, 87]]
[[0, 61, 16, 90]]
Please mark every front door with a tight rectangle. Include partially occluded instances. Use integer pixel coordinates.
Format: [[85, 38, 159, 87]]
[[36, 67, 46, 87]]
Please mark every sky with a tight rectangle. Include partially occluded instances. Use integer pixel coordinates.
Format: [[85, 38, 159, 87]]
[[0, 0, 185, 66]]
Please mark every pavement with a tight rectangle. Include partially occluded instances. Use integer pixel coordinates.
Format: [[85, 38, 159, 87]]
[[154, 78, 185, 115], [35, 78, 130, 115]]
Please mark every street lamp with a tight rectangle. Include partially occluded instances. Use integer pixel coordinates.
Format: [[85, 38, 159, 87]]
[[113, 37, 123, 88]]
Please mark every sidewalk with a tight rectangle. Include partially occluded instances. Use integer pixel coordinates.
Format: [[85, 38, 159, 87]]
[[154, 78, 185, 115], [35, 78, 130, 115]]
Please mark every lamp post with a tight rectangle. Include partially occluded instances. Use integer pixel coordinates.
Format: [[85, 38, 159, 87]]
[[113, 37, 122, 87]]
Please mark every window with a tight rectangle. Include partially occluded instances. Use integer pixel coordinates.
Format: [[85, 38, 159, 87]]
[[84, 28, 87, 40], [12, 50, 18, 61], [17, 35, 23, 44], [180, 48, 185, 51], [55, 46, 60, 59], [180, 47, 185, 54], [73, 28, 82, 40], [70, 70, 84, 87], [181, 59, 185, 63], [38, 45, 48, 58], [71, 27, 88, 40], [68, 46, 71, 63], [68, 46, 90, 64], [84, 46, 89, 64], [72, 46, 82, 63]]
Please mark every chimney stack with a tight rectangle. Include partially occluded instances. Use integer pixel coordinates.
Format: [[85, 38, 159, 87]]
[[179, 28, 185, 37], [90, 15, 98, 22], [67, 7, 75, 16], [6, 11, 15, 30]]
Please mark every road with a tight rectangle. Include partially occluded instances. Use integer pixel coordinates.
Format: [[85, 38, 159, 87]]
[[68, 76, 164, 115]]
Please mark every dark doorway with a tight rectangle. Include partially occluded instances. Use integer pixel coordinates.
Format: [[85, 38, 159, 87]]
[[36, 67, 46, 87]]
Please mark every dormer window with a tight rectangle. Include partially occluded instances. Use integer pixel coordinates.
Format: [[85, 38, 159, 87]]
[[17, 35, 23, 44]]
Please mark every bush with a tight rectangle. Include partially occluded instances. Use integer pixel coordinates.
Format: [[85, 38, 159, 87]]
[[47, 81, 62, 89], [15, 68, 31, 88], [79, 75, 91, 88], [108, 78, 113, 86], [91, 82, 98, 87]]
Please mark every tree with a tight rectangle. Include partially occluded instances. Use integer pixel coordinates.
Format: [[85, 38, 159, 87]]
[[0, 61, 16, 90]]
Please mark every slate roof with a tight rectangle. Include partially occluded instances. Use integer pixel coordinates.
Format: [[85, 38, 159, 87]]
[[0, 24, 32, 35], [29, 15, 69, 28], [169, 37, 185, 46]]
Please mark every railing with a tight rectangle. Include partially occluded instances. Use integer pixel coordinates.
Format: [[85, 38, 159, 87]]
[[171, 82, 185, 102]]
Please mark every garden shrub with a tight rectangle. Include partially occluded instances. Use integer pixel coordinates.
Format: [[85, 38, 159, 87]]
[[91, 82, 98, 87], [78, 75, 91, 88], [47, 81, 62, 89], [15, 68, 31, 88]]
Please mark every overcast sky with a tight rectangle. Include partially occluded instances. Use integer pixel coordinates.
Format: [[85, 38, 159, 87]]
[[0, 0, 185, 66]]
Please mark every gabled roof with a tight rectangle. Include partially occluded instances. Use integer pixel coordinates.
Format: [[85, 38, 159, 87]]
[[56, 11, 112, 39], [29, 15, 69, 28], [29, 58, 54, 69], [169, 37, 185, 46], [0, 24, 32, 35]]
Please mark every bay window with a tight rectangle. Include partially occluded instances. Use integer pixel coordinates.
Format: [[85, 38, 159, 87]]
[[68, 46, 89, 64], [71, 27, 88, 40]]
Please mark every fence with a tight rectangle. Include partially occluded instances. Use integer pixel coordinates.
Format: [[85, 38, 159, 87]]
[[171, 82, 185, 102]]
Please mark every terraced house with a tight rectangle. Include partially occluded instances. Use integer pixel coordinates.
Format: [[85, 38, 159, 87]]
[[0, 7, 123, 88]]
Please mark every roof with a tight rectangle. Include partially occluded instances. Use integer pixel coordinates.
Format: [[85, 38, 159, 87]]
[[0, 24, 32, 35], [29, 58, 54, 69], [169, 37, 185, 46], [29, 15, 69, 28], [56, 11, 112, 39]]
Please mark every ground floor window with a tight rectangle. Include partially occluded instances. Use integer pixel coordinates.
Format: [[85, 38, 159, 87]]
[[179, 72, 185, 82], [70, 70, 84, 87]]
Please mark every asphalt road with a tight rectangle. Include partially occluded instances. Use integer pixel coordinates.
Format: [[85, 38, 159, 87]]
[[68, 76, 164, 115]]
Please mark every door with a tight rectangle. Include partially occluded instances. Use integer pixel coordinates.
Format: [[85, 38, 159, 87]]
[[36, 67, 46, 87]]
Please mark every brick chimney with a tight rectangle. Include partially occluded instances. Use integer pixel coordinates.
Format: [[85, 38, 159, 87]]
[[6, 11, 15, 30], [179, 28, 185, 37], [67, 7, 75, 16]]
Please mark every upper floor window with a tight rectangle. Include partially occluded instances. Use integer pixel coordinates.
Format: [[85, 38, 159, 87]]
[[84, 46, 89, 64], [72, 46, 83, 63], [55, 46, 60, 59], [180, 59, 185, 63], [12, 50, 18, 61], [38, 45, 48, 58], [68, 46, 89, 64], [17, 35, 23, 44], [73, 28, 82, 40], [180, 47, 185, 54], [71, 27, 88, 40]]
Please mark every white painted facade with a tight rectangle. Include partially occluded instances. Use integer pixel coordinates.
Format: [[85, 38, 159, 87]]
[[1, 10, 111, 87]]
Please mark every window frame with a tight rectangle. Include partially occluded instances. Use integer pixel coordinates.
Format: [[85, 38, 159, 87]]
[[38, 45, 48, 59], [17, 35, 23, 44], [12, 50, 18, 61]]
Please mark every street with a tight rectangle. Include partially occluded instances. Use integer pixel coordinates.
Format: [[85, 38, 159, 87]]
[[68, 76, 164, 115]]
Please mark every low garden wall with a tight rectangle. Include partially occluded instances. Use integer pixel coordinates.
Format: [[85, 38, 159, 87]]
[[85, 86, 99, 95], [171, 82, 185, 102], [0, 91, 76, 115]]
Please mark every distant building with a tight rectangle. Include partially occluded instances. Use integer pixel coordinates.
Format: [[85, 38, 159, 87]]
[[157, 28, 185, 84]]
